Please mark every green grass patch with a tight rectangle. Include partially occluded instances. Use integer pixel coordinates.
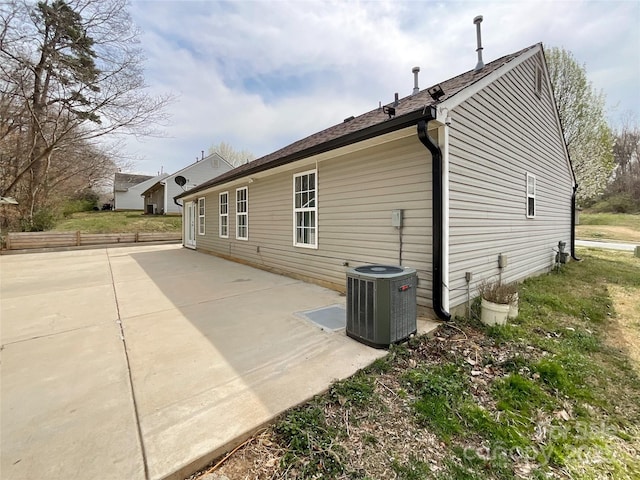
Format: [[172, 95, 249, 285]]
[[461, 404, 529, 449], [493, 373, 551, 416], [391, 455, 433, 479], [274, 403, 346, 477], [329, 372, 376, 408], [53, 211, 182, 233], [485, 323, 526, 345], [579, 212, 640, 228], [404, 364, 468, 440], [434, 445, 520, 480]]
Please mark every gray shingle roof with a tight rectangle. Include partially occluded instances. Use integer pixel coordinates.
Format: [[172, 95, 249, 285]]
[[178, 44, 538, 199], [114, 173, 154, 192]]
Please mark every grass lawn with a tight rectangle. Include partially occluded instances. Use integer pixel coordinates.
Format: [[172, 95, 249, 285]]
[[189, 248, 640, 480], [577, 213, 640, 243], [53, 211, 182, 233]]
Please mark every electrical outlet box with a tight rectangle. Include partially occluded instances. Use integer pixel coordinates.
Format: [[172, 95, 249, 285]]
[[498, 253, 507, 268], [391, 209, 403, 228]]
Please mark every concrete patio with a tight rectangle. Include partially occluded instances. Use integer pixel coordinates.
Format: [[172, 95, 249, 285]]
[[0, 244, 438, 480]]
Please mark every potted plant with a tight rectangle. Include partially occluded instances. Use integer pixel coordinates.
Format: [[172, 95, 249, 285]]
[[477, 279, 518, 326]]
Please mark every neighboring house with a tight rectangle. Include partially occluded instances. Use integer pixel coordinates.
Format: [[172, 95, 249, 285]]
[[113, 173, 155, 210], [141, 153, 233, 215], [175, 43, 577, 319]]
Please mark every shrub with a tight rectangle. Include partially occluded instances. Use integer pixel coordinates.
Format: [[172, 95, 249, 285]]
[[477, 278, 518, 305], [590, 193, 639, 214], [21, 208, 58, 231], [62, 199, 97, 217]]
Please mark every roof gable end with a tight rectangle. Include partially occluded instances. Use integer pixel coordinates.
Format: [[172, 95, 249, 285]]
[[114, 173, 154, 192], [177, 43, 541, 199]]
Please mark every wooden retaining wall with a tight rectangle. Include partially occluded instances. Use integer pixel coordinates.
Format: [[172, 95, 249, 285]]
[[3, 231, 182, 250]]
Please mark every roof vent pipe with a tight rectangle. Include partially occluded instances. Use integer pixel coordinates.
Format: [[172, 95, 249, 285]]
[[473, 15, 485, 71], [394, 93, 399, 107], [412, 66, 420, 95]]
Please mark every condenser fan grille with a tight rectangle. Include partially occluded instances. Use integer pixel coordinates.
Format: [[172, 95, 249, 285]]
[[354, 265, 404, 275]]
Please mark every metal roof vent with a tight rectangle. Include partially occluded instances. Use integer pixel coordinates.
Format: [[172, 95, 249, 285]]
[[412, 66, 420, 95], [473, 15, 485, 71]]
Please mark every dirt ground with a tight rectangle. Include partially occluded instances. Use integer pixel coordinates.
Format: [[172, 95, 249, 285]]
[[606, 285, 640, 374], [576, 225, 640, 243], [187, 325, 582, 480]]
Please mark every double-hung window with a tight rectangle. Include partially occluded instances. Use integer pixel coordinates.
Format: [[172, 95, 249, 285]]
[[236, 187, 248, 240], [219, 192, 228, 238], [526, 173, 536, 218], [293, 170, 317, 248], [198, 198, 205, 235]]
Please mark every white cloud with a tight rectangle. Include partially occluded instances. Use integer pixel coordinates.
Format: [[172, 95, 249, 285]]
[[124, 0, 640, 175]]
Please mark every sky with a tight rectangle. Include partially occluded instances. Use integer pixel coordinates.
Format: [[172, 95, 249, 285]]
[[124, 0, 640, 175]]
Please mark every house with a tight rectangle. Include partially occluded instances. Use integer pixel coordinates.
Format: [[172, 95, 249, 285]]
[[141, 153, 233, 215], [113, 173, 164, 211], [175, 42, 577, 320]]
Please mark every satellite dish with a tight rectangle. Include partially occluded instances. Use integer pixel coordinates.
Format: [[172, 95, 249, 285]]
[[175, 175, 187, 187]]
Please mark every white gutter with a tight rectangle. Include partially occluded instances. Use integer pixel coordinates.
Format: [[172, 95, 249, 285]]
[[439, 111, 451, 312]]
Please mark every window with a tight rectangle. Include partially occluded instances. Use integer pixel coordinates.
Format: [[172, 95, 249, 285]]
[[526, 173, 536, 218], [293, 170, 317, 248], [219, 192, 228, 238], [535, 65, 543, 97], [198, 197, 205, 235], [236, 187, 248, 240]]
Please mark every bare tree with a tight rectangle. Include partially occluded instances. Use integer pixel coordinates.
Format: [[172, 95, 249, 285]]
[[208, 141, 255, 167], [608, 114, 640, 206], [0, 0, 170, 226], [546, 47, 615, 204]]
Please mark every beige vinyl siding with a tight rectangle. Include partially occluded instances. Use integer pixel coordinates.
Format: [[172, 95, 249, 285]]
[[448, 52, 573, 308], [195, 134, 434, 306]]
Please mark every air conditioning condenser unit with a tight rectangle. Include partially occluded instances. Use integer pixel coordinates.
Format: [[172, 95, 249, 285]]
[[346, 265, 417, 348]]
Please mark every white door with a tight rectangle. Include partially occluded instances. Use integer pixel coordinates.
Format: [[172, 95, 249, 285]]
[[184, 201, 196, 249]]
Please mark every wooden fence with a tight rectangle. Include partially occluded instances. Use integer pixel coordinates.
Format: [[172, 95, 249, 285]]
[[3, 231, 182, 251]]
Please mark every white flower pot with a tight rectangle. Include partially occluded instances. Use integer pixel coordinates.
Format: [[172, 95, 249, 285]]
[[481, 298, 510, 326], [508, 293, 519, 319]]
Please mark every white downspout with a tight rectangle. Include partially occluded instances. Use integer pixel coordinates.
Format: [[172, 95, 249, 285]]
[[439, 114, 451, 312], [161, 180, 167, 215]]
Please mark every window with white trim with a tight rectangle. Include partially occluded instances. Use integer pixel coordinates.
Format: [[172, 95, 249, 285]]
[[236, 187, 248, 240], [198, 197, 205, 235], [526, 173, 536, 218], [293, 170, 317, 248], [219, 192, 228, 238]]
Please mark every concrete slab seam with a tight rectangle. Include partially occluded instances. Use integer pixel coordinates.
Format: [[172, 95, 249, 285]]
[[106, 248, 150, 480], [1, 323, 114, 347]]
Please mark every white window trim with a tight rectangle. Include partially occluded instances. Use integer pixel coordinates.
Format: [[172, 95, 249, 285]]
[[293, 169, 318, 249], [197, 197, 205, 235], [526, 172, 536, 218], [236, 186, 248, 240], [219, 192, 229, 238]]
